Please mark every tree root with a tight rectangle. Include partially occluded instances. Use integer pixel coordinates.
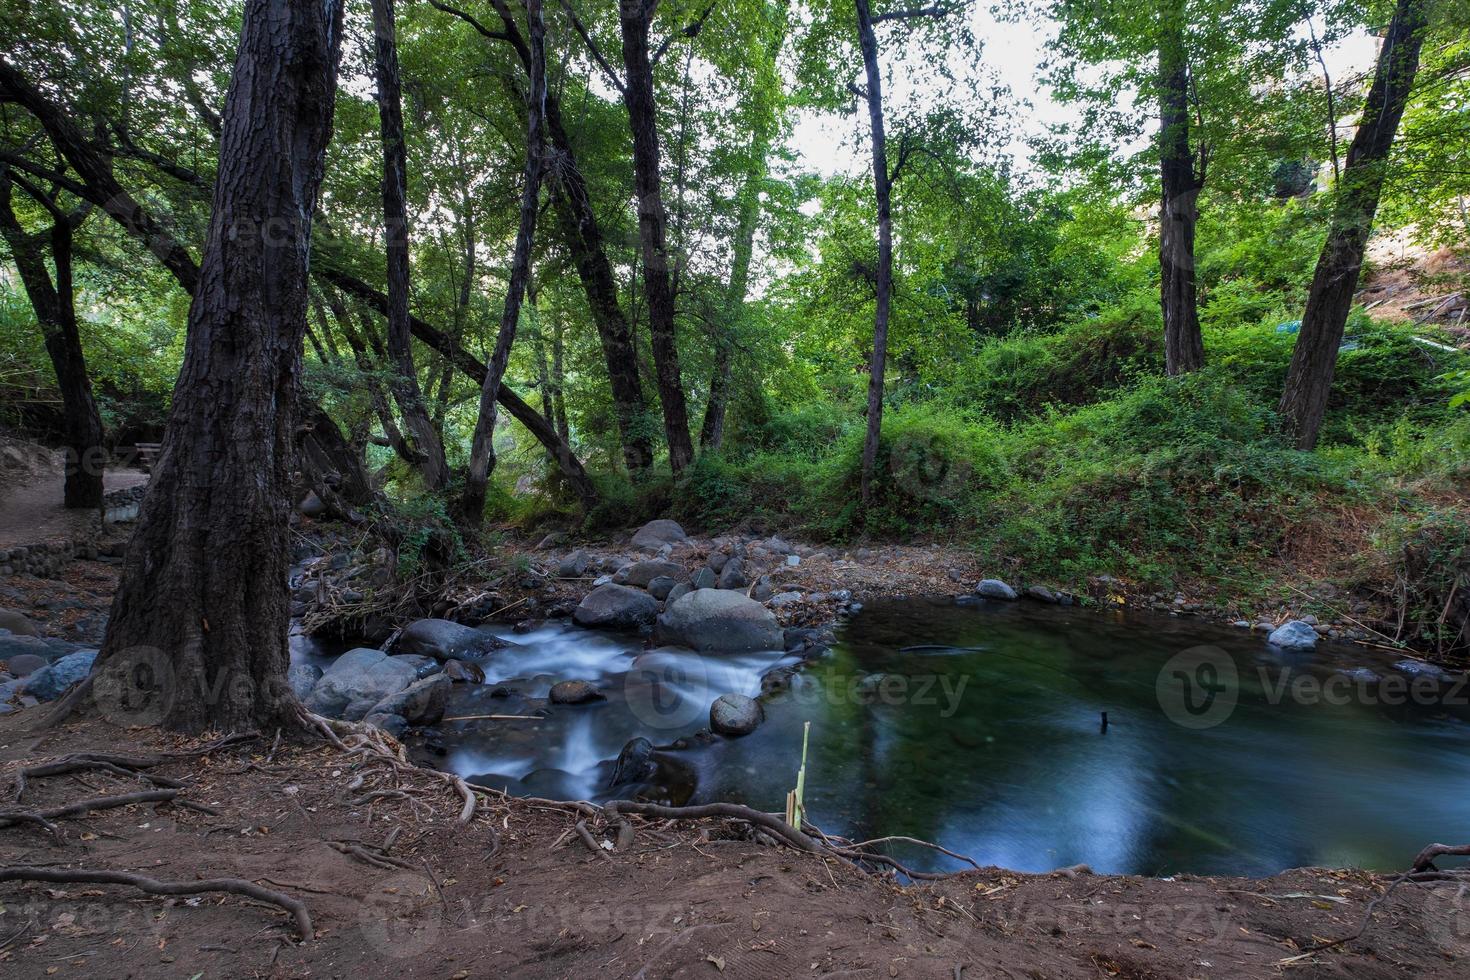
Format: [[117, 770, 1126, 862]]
[[0, 865, 312, 938], [0, 788, 181, 832]]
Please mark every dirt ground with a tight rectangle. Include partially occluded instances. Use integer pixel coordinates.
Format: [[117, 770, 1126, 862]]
[[0, 711, 1466, 979]]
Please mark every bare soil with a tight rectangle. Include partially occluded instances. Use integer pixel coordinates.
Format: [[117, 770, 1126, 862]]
[[0, 711, 1466, 979]]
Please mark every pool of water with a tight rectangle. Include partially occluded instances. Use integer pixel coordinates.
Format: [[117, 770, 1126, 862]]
[[395, 596, 1470, 877]]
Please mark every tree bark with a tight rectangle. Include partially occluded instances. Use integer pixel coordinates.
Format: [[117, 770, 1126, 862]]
[[92, 0, 345, 732], [856, 0, 892, 508], [1279, 0, 1427, 449], [461, 0, 547, 525], [619, 0, 696, 474], [1158, 0, 1205, 376], [0, 177, 106, 510], [371, 0, 449, 490]]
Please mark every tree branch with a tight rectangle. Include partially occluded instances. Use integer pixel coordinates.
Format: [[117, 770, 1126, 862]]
[[652, 0, 719, 64], [871, 5, 949, 24], [558, 0, 625, 95]]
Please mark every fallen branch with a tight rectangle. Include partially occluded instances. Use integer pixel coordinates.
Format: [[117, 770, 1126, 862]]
[[0, 865, 312, 938]]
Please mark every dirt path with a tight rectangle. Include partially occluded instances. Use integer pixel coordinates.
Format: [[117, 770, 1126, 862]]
[[0, 440, 147, 551], [0, 712, 1464, 979]]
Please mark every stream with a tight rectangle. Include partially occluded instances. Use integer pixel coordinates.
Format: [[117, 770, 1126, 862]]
[[302, 596, 1470, 877]]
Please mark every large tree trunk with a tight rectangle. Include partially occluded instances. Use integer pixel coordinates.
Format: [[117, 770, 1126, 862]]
[[371, 0, 449, 490], [1158, 0, 1204, 376], [1279, 0, 1427, 449], [91, 0, 345, 732], [462, 0, 547, 525], [619, 1, 695, 474], [0, 177, 105, 510], [856, 0, 892, 508]]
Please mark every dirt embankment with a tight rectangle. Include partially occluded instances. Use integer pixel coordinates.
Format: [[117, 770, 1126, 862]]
[[0, 713, 1466, 979]]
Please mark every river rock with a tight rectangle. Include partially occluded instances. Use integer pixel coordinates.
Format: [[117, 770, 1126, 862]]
[[705, 552, 729, 574], [665, 581, 693, 606], [549, 679, 605, 705], [717, 557, 748, 590], [616, 559, 688, 588], [710, 693, 763, 736], [389, 653, 443, 679], [395, 619, 508, 661], [610, 736, 657, 787], [646, 576, 679, 601], [1267, 620, 1318, 650], [370, 674, 451, 725], [573, 584, 660, 630], [363, 712, 409, 738], [0, 632, 50, 664], [4, 652, 46, 677], [750, 575, 774, 602], [631, 519, 688, 551], [692, 567, 717, 589], [305, 648, 419, 718], [1023, 585, 1058, 603], [976, 579, 1018, 600], [558, 550, 592, 577], [0, 608, 40, 637], [656, 589, 782, 653], [769, 591, 803, 608], [22, 650, 97, 701], [443, 659, 485, 683], [287, 663, 322, 700], [1393, 659, 1452, 682]]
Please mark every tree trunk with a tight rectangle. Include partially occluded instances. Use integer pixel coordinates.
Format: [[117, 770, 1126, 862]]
[[1279, 0, 1427, 449], [371, 0, 449, 490], [856, 0, 892, 508], [619, 1, 695, 474], [91, 0, 345, 732], [551, 310, 570, 445], [461, 0, 546, 525], [323, 287, 415, 465], [0, 177, 106, 510], [1158, 0, 1204, 376]]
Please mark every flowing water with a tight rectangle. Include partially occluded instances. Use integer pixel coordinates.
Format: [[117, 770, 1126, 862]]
[[364, 596, 1470, 876]]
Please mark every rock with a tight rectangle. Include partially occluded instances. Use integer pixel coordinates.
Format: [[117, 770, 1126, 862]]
[[549, 679, 605, 705], [705, 552, 729, 574], [363, 712, 409, 738], [22, 650, 98, 701], [785, 554, 801, 567], [287, 663, 323, 700], [665, 581, 693, 606], [692, 567, 717, 589], [304, 648, 419, 718], [297, 491, 326, 517], [616, 559, 688, 589], [0, 632, 50, 663], [610, 736, 657, 787], [749, 575, 774, 602], [370, 674, 451, 725], [395, 619, 509, 661], [1023, 585, 1058, 604], [0, 608, 40, 637], [1394, 659, 1452, 682], [717, 557, 748, 590], [646, 576, 679, 601], [593, 574, 614, 587], [769, 591, 803, 608], [558, 550, 592, 577], [764, 536, 795, 555], [656, 589, 783, 653], [342, 698, 378, 722], [443, 659, 486, 684], [4, 653, 46, 678], [389, 653, 443, 679], [1267, 620, 1319, 650], [536, 531, 568, 550], [709, 693, 763, 736], [976, 579, 1018, 600], [573, 584, 660, 630], [630, 519, 688, 552]]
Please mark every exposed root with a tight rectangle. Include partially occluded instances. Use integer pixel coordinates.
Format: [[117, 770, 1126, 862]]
[[0, 865, 312, 939], [0, 788, 182, 833]]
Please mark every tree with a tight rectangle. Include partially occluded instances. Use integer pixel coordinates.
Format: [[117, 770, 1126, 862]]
[[371, 0, 450, 490], [0, 172, 105, 509], [1278, 0, 1429, 448], [1157, 0, 1205, 375], [89, 0, 346, 731], [462, 0, 549, 524]]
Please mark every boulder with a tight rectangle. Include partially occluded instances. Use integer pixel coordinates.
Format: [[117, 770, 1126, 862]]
[[370, 673, 451, 725], [0, 608, 40, 637], [4, 653, 47, 678], [558, 550, 592, 577], [0, 632, 50, 663], [363, 712, 409, 738], [692, 567, 717, 590], [1267, 620, 1318, 651], [549, 679, 605, 705], [750, 575, 774, 602], [574, 584, 660, 630], [976, 579, 1018, 600], [389, 653, 443, 679], [616, 559, 688, 589], [342, 698, 378, 722], [717, 557, 748, 590], [22, 650, 98, 701], [304, 648, 419, 718], [1023, 585, 1058, 604], [395, 619, 509, 661], [710, 693, 763, 736], [646, 576, 679, 601], [664, 581, 693, 606], [705, 552, 729, 574], [443, 659, 486, 684], [287, 663, 323, 700], [630, 519, 688, 552], [656, 589, 783, 653]]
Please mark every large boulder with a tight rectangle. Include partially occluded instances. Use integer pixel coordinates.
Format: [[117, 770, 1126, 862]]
[[395, 619, 509, 661], [615, 559, 688, 589], [369, 673, 451, 725], [287, 663, 323, 700], [22, 650, 98, 701], [573, 584, 660, 630], [655, 589, 783, 653], [0, 608, 40, 637], [631, 519, 688, 552], [1268, 620, 1319, 651], [304, 648, 419, 718], [710, 693, 763, 736]]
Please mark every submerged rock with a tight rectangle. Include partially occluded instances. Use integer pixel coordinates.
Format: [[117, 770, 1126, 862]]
[[395, 619, 509, 661], [656, 589, 782, 653], [976, 579, 1018, 600], [573, 584, 660, 630], [1267, 620, 1319, 650], [549, 679, 605, 705], [631, 519, 688, 552], [710, 693, 764, 736]]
